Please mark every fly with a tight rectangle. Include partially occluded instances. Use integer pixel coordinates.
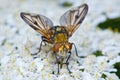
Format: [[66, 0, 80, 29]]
[[20, 3, 88, 74]]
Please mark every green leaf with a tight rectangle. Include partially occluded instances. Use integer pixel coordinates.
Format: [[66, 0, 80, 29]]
[[101, 73, 107, 78], [1, 39, 6, 46], [61, 1, 73, 7], [93, 50, 103, 57], [113, 62, 120, 78], [97, 17, 120, 33], [79, 69, 84, 72]]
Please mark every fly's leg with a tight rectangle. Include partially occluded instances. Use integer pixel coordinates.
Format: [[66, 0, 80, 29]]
[[31, 41, 43, 56], [54, 53, 60, 74], [60, 58, 64, 69], [65, 51, 72, 73], [72, 43, 85, 58], [31, 36, 46, 56]]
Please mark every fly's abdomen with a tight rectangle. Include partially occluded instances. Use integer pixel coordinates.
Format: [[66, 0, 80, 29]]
[[53, 42, 72, 57]]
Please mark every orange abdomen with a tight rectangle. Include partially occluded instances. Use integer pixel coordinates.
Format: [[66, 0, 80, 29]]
[[53, 42, 72, 53]]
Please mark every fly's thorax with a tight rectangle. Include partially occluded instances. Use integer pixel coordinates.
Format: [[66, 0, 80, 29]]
[[54, 33, 68, 43], [49, 26, 69, 43], [55, 26, 68, 43]]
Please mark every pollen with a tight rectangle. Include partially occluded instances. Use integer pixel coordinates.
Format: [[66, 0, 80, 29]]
[[46, 58, 48, 62], [32, 62, 35, 66], [17, 67, 23, 75], [48, 73, 51, 78], [108, 26, 112, 31], [41, 74, 45, 78], [114, 28, 119, 32], [50, 54, 53, 59]]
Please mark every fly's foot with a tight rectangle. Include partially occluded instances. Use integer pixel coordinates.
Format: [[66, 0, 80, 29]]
[[64, 62, 72, 73], [77, 55, 86, 58]]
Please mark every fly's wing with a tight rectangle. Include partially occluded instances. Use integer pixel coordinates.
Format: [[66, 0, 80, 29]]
[[59, 4, 88, 37], [20, 12, 53, 39]]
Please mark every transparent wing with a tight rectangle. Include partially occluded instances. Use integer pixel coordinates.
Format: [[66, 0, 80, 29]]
[[59, 4, 88, 37], [20, 12, 53, 39]]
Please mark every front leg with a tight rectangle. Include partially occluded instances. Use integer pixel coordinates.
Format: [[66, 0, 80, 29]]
[[31, 36, 46, 56], [31, 40, 43, 56]]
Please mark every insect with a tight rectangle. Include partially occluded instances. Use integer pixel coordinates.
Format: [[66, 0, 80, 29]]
[[20, 3, 88, 74]]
